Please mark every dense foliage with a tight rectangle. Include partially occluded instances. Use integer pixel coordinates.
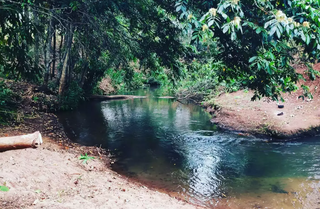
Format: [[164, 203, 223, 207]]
[[175, 0, 320, 100], [0, 0, 185, 96], [0, 81, 15, 123], [0, 0, 320, 115]]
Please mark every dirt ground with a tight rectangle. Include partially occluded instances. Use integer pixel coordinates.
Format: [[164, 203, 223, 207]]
[[0, 80, 201, 209], [209, 65, 320, 139], [0, 136, 201, 209], [0, 79, 201, 209]]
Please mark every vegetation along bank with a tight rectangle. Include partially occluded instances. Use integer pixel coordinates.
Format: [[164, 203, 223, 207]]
[[1, 0, 320, 207]]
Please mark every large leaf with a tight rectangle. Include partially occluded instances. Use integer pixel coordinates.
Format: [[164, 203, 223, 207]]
[[269, 26, 277, 37], [249, 56, 257, 63]]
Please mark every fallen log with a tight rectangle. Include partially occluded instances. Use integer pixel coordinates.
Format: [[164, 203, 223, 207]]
[[0, 131, 43, 151], [157, 96, 175, 99], [89, 95, 147, 101]]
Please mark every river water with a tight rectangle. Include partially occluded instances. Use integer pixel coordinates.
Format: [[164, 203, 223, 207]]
[[58, 88, 320, 208]]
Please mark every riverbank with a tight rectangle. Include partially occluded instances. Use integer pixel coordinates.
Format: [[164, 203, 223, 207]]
[[0, 79, 200, 208], [0, 131, 200, 209], [204, 66, 320, 139]]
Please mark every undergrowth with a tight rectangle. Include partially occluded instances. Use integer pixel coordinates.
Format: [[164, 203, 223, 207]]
[[0, 81, 17, 124], [174, 60, 243, 103], [59, 81, 85, 110]]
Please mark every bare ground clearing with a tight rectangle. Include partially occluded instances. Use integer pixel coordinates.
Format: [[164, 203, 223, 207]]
[[208, 65, 320, 139]]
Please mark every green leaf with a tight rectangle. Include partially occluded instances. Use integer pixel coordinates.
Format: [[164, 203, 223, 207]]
[[256, 27, 262, 34], [269, 27, 277, 36], [257, 63, 261, 70], [276, 28, 281, 38], [208, 20, 214, 27], [249, 57, 257, 63], [220, 12, 228, 19], [301, 32, 306, 42], [222, 25, 230, 34], [231, 32, 237, 41], [0, 186, 9, 192], [306, 34, 310, 45]]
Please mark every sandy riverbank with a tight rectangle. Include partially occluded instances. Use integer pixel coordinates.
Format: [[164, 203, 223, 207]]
[[0, 135, 200, 209], [206, 66, 320, 139]]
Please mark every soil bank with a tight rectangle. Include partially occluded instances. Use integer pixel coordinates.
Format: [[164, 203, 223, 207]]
[[207, 66, 320, 139], [0, 133, 201, 209]]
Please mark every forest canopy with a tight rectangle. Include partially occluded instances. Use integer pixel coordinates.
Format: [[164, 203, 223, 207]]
[[176, 0, 320, 100], [0, 0, 185, 95], [0, 0, 319, 103]]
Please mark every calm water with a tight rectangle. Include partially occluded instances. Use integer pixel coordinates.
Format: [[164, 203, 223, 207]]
[[58, 88, 320, 208]]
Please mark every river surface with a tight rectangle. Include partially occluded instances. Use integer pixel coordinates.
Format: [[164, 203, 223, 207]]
[[58, 88, 320, 208]]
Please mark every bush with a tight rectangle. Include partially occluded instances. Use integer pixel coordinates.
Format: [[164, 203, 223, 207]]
[[96, 67, 146, 95], [0, 81, 16, 124], [59, 81, 85, 110], [175, 61, 221, 101]]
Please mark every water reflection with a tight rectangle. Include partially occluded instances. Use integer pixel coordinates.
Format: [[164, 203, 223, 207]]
[[58, 88, 320, 207]]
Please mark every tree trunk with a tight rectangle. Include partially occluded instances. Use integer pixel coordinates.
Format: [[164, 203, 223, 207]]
[[58, 24, 74, 95], [58, 49, 69, 95], [34, 9, 40, 70], [59, 34, 64, 64], [44, 10, 53, 85], [79, 47, 87, 87], [52, 23, 56, 79], [23, 5, 29, 52], [79, 64, 87, 88], [0, 132, 43, 151]]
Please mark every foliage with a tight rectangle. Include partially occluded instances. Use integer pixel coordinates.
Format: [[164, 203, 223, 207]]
[[104, 68, 125, 92], [0, 182, 9, 192], [59, 81, 84, 110], [97, 67, 146, 94], [0, 2, 42, 82], [175, 0, 320, 100], [0, 0, 186, 117], [0, 0, 185, 85], [1, 0, 320, 120], [0, 185, 9, 192], [0, 81, 16, 124], [175, 61, 224, 101], [78, 153, 95, 164]]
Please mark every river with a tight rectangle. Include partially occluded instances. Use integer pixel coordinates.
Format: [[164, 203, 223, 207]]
[[58, 88, 320, 208]]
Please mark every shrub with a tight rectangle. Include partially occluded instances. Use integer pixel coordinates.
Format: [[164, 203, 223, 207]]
[[59, 81, 85, 110], [175, 61, 222, 101], [0, 81, 16, 124]]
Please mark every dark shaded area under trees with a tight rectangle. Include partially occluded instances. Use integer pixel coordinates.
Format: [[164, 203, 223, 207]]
[[0, 0, 185, 106]]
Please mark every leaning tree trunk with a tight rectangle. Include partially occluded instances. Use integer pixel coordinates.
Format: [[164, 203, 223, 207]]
[[44, 10, 53, 86], [58, 24, 74, 95], [58, 49, 69, 95], [0, 132, 43, 151]]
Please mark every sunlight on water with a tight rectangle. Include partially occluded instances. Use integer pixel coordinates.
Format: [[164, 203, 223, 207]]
[[58, 88, 320, 208]]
